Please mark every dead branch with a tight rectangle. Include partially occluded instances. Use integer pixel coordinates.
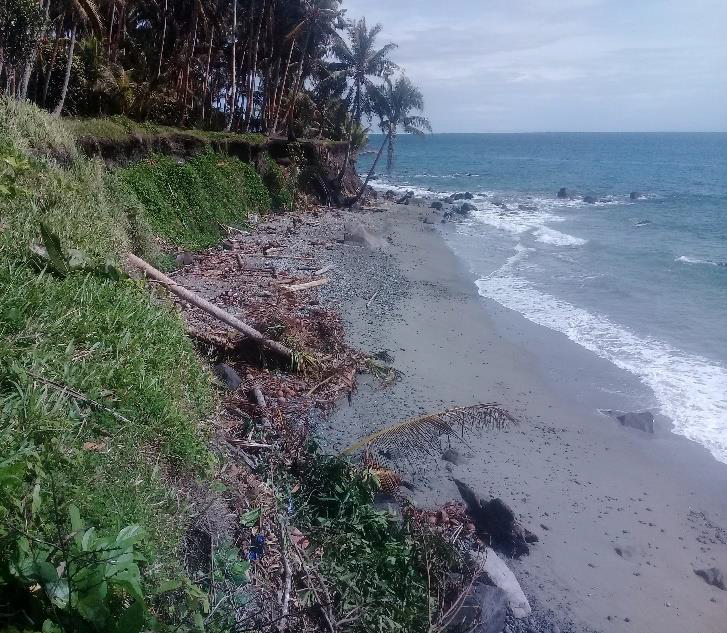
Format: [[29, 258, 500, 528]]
[[277, 516, 293, 632], [281, 278, 329, 292], [313, 263, 335, 276], [127, 254, 292, 359]]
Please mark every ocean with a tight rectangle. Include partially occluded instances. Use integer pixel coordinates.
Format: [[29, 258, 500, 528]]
[[358, 132, 727, 464]]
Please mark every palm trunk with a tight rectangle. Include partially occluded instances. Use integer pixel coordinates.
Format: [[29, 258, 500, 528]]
[[283, 28, 311, 136], [225, 0, 237, 131], [53, 23, 76, 116], [201, 27, 214, 121], [337, 81, 360, 182], [244, 0, 266, 131], [347, 129, 389, 207], [271, 38, 294, 134], [42, 19, 63, 106], [157, 0, 167, 78]]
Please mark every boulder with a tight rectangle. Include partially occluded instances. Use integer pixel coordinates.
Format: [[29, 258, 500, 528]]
[[695, 567, 726, 591], [446, 582, 508, 633], [442, 448, 466, 466], [395, 191, 414, 204], [221, 239, 235, 250], [175, 252, 194, 267], [452, 192, 474, 201], [344, 221, 386, 250], [430, 200, 444, 210], [583, 196, 596, 204], [457, 202, 477, 215], [454, 480, 532, 558], [491, 199, 508, 209], [617, 411, 655, 434], [557, 187, 568, 199], [630, 191, 643, 200], [471, 548, 531, 619], [213, 363, 242, 391], [384, 190, 396, 200]]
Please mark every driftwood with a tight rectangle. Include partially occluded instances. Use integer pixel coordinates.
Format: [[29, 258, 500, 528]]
[[313, 263, 335, 276], [127, 253, 292, 359], [281, 278, 329, 292]]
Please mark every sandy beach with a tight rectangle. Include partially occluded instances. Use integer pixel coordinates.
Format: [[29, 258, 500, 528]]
[[310, 200, 727, 633]]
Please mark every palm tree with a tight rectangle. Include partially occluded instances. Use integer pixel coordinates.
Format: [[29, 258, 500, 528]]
[[52, 0, 103, 115], [329, 17, 397, 182], [348, 74, 431, 207]]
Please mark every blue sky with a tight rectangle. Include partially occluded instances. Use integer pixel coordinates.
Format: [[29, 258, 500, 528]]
[[342, 0, 727, 132]]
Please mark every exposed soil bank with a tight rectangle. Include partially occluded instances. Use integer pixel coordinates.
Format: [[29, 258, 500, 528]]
[[309, 200, 727, 633]]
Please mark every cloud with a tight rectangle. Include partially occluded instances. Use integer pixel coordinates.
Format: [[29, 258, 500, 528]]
[[341, 0, 727, 131]]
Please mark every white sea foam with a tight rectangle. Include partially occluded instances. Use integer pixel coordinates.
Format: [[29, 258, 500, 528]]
[[676, 256, 725, 268], [534, 227, 588, 246], [476, 274, 727, 464]]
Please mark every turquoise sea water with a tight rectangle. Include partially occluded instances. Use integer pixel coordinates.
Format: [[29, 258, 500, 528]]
[[358, 133, 727, 463]]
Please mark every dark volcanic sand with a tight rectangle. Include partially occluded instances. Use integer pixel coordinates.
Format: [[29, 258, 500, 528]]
[[309, 201, 727, 633]]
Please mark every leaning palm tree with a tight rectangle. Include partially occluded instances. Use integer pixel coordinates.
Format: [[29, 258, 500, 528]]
[[347, 74, 431, 207], [329, 17, 397, 182]]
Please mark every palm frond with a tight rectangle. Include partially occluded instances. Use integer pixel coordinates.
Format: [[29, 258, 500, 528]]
[[341, 403, 517, 459]]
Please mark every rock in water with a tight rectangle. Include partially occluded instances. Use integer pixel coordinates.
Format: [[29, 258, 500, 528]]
[[447, 582, 508, 633], [617, 411, 655, 434], [557, 187, 568, 199], [583, 195, 596, 204], [430, 200, 444, 210], [457, 202, 477, 215], [452, 192, 474, 201], [442, 448, 466, 466], [630, 191, 643, 200], [695, 567, 726, 591], [472, 548, 532, 619], [213, 363, 242, 391], [343, 221, 386, 250]]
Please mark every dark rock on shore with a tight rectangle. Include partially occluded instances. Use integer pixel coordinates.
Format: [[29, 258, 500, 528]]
[[452, 191, 474, 201], [458, 202, 477, 215], [396, 191, 414, 204], [455, 480, 533, 558], [447, 582, 508, 633], [604, 410, 655, 434], [557, 188, 568, 199], [695, 567, 726, 591], [583, 196, 596, 204], [431, 200, 444, 210], [213, 363, 242, 390], [222, 239, 235, 250]]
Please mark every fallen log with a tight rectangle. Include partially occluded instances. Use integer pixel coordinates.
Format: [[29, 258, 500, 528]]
[[281, 278, 330, 292], [127, 253, 292, 359]]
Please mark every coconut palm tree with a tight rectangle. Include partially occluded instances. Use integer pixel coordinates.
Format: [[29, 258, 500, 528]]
[[52, 0, 104, 115], [329, 17, 397, 183], [347, 74, 430, 207]]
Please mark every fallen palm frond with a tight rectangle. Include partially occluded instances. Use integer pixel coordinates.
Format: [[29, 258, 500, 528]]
[[364, 357, 403, 386], [341, 403, 517, 460]]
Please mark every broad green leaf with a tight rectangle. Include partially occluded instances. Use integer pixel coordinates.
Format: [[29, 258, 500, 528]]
[[239, 508, 261, 527], [39, 222, 68, 277], [45, 578, 70, 609], [113, 600, 146, 633], [115, 524, 144, 547]]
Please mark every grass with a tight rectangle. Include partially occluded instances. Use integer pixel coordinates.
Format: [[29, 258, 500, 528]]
[[116, 152, 273, 250], [0, 99, 218, 607], [67, 114, 266, 146]]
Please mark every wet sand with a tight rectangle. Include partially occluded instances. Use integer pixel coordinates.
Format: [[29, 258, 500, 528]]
[[315, 201, 727, 633]]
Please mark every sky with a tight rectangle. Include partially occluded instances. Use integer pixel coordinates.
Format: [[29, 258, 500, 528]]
[[341, 0, 727, 133]]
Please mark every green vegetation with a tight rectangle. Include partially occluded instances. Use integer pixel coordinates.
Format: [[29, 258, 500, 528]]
[[295, 455, 464, 633], [116, 152, 271, 249], [68, 115, 266, 146], [1, 100, 219, 631]]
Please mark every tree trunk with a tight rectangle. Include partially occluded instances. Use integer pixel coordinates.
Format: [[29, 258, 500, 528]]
[[244, 0, 266, 131], [347, 129, 389, 208], [42, 23, 63, 106], [225, 0, 238, 131], [157, 0, 167, 78], [337, 81, 360, 183], [53, 23, 77, 116], [271, 38, 294, 135], [201, 27, 214, 121], [283, 28, 311, 135]]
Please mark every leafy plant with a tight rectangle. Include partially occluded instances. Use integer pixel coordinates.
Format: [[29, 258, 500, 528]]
[[1, 504, 149, 633], [0, 151, 31, 199]]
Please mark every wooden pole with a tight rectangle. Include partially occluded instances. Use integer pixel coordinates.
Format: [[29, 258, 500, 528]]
[[127, 253, 292, 359]]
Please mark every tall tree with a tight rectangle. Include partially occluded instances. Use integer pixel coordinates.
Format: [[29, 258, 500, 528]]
[[329, 17, 396, 181], [348, 74, 430, 206]]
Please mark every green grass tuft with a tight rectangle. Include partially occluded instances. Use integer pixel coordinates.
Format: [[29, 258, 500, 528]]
[[116, 152, 272, 249]]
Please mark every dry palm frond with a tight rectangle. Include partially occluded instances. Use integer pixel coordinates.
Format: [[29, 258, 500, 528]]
[[367, 465, 402, 496], [341, 403, 517, 460]]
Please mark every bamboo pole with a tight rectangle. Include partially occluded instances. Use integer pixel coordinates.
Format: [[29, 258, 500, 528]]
[[127, 253, 291, 359]]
